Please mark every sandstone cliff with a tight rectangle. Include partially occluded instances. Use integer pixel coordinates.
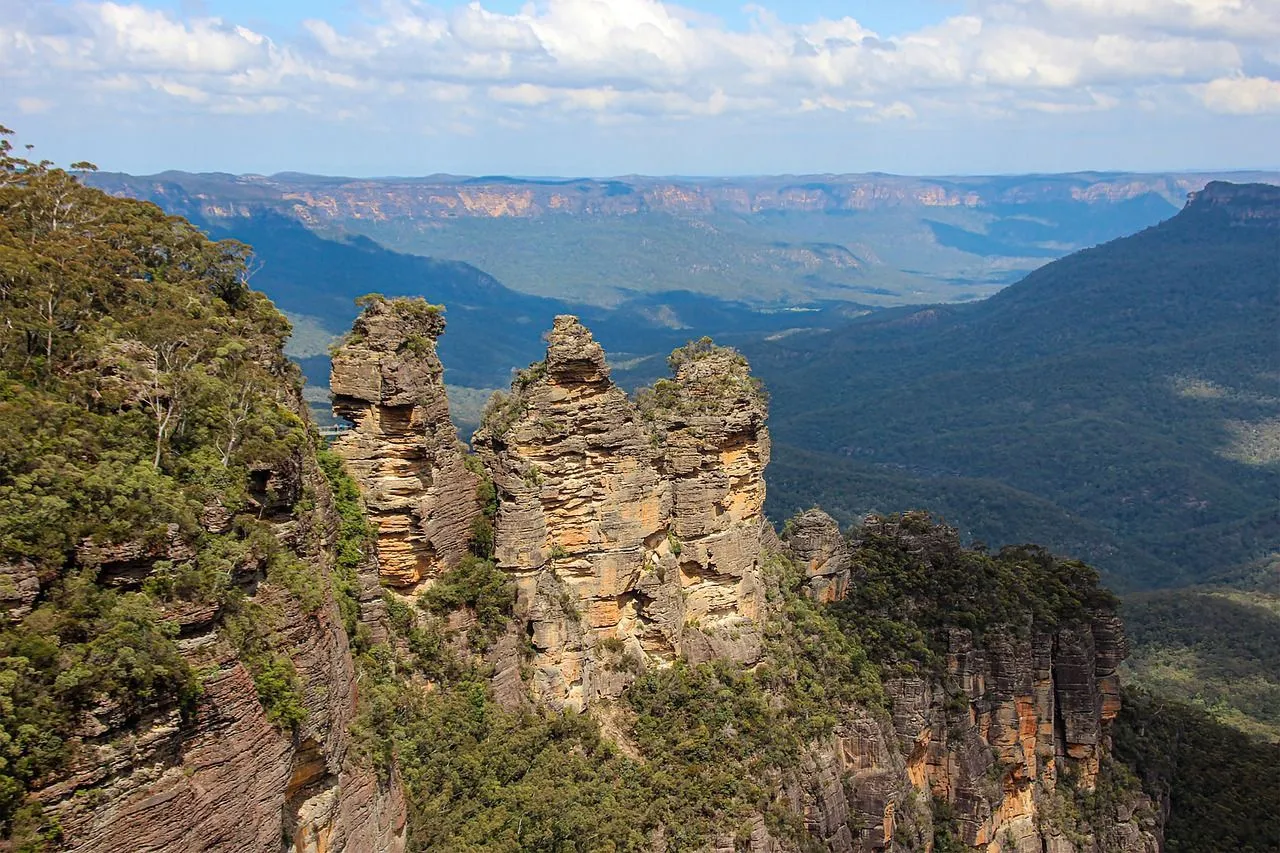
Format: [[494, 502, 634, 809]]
[[329, 296, 480, 594], [471, 318, 771, 709], [92, 171, 1280, 224], [322, 310, 1159, 852], [16, 413, 406, 853], [775, 513, 1159, 853]]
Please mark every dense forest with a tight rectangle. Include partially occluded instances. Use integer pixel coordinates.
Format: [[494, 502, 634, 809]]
[[754, 186, 1279, 594]]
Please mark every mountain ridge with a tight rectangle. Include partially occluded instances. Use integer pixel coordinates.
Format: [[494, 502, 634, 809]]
[[754, 180, 1280, 590], [89, 169, 1279, 309]]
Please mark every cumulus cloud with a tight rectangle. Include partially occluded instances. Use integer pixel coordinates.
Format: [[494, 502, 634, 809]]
[[1200, 74, 1280, 112], [0, 0, 1277, 144]]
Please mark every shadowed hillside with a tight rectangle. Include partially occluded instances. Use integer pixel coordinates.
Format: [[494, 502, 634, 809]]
[[753, 182, 1280, 590]]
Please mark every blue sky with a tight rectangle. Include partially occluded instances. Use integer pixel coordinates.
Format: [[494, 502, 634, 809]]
[[160, 1, 962, 36], [3, 0, 1279, 176]]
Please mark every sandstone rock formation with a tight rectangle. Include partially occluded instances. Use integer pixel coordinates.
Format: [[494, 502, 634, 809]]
[[330, 297, 480, 593], [781, 508, 851, 604], [777, 515, 1160, 853], [472, 318, 771, 709], [28, 443, 406, 853]]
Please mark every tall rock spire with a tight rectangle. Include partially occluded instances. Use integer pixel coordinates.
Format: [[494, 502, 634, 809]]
[[329, 297, 480, 594], [472, 318, 772, 709]]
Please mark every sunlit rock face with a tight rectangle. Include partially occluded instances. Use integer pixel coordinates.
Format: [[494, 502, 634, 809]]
[[472, 318, 771, 709], [776, 516, 1159, 853], [330, 297, 480, 594]]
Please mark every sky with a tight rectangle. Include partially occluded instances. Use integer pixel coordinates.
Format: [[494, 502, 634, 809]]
[[2, 0, 1279, 176]]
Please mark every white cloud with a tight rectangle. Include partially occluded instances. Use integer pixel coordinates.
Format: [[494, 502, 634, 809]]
[[0, 0, 1277, 149], [1200, 74, 1280, 112], [16, 95, 51, 113]]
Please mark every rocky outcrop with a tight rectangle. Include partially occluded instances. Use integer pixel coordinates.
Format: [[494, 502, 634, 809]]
[[643, 337, 771, 664], [781, 508, 851, 604], [28, 411, 406, 853], [472, 318, 771, 709], [1185, 180, 1280, 226], [38, 585, 405, 853], [777, 516, 1160, 853], [0, 560, 41, 622], [330, 297, 480, 593]]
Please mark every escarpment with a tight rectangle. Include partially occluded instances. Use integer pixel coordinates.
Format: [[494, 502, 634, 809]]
[[325, 305, 1155, 852], [777, 514, 1158, 853], [15, 392, 407, 853], [0, 159, 406, 852], [470, 318, 771, 708], [329, 297, 480, 593], [2, 149, 1169, 853]]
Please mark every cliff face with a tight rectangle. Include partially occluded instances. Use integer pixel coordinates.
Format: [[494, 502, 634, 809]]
[[471, 318, 770, 709], [20, 414, 406, 853], [318, 309, 1157, 851], [3, 152, 1172, 853], [329, 297, 480, 594], [0, 157, 407, 852], [778, 514, 1158, 853], [1184, 180, 1280, 226], [91, 171, 1279, 224]]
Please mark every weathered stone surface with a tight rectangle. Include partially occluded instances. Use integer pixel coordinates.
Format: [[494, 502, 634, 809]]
[[31, 430, 406, 852], [773, 516, 1159, 853], [472, 318, 772, 708], [647, 338, 770, 661], [0, 559, 41, 622], [330, 297, 480, 592], [37, 584, 406, 853], [782, 508, 851, 603]]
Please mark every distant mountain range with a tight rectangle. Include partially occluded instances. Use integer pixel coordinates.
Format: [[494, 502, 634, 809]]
[[89, 169, 1280, 308], [749, 181, 1280, 591], [174, 212, 863, 420]]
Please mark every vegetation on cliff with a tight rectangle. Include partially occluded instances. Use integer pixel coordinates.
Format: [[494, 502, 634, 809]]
[[0, 129, 331, 843], [347, 540, 888, 851], [830, 511, 1116, 676], [0, 123, 1265, 853]]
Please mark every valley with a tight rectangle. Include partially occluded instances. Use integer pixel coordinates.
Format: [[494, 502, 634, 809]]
[[3, 142, 1275, 852]]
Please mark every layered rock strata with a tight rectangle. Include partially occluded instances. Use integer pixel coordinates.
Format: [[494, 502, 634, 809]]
[[782, 508, 851, 604], [330, 297, 480, 593], [777, 517, 1159, 853], [29, 441, 406, 853], [472, 318, 771, 708]]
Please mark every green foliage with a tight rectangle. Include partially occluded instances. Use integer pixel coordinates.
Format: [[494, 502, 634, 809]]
[[1115, 687, 1280, 853], [0, 574, 198, 833], [635, 337, 767, 423], [930, 797, 967, 853], [758, 553, 883, 730], [317, 448, 372, 641], [418, 557, 515, 649], [830, 513, 1115, 675], [354, 673, 654, 852], [626, 660, 802, 847], [478, 389, 526, 439], [760, 193, 1280, 589], [350, 551, 889, 850], [1122, 589, 1280, 741], [0, 131, 324, 838], [465, 451, 499, 560], [221, 600, 308, 731], [0, 128, 304, 574]]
